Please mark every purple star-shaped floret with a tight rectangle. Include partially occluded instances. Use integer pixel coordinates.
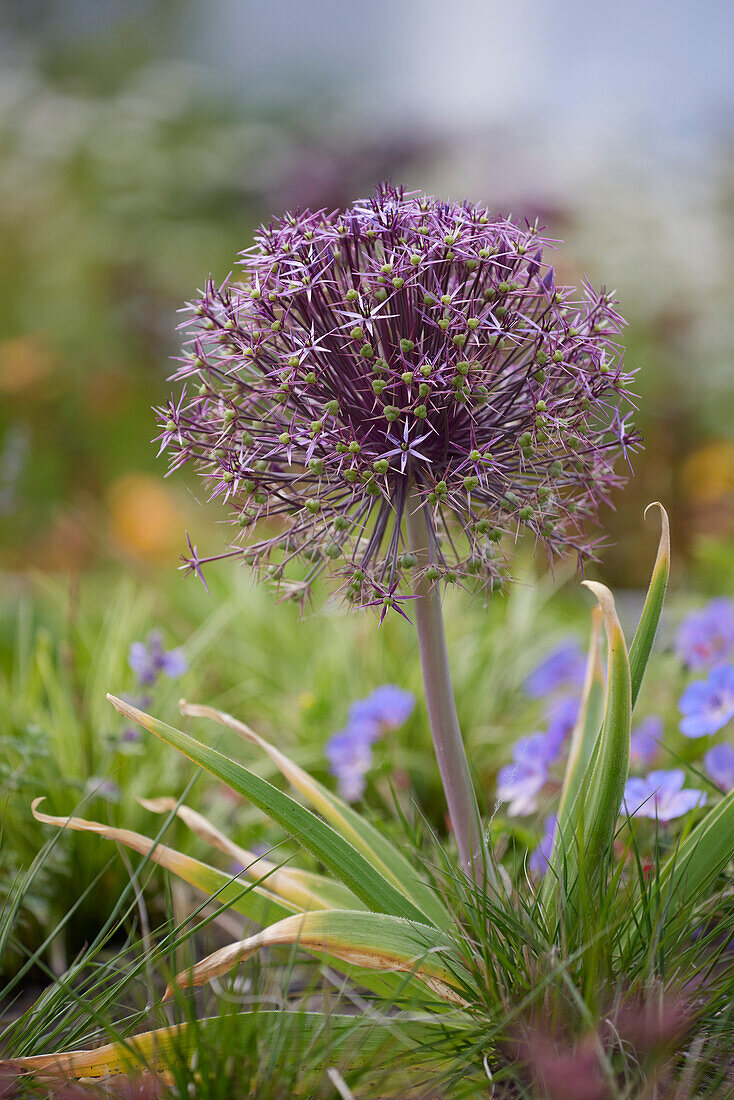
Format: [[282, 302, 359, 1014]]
[[679, 665, 734, 738], [622, 769, 706, 822]]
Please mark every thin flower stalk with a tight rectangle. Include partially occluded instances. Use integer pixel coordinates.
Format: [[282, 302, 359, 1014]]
[[405, 484, 489, 880]]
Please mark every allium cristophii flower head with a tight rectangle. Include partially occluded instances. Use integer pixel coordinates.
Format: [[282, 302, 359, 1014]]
[[158, 184, 638, 615]]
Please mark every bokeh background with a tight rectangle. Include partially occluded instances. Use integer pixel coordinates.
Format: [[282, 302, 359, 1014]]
[[1, 0, 732, 588], [1, 0, 734, 984]]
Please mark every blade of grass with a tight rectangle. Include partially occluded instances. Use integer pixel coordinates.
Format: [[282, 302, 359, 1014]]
[[539, 606, 605, 911]]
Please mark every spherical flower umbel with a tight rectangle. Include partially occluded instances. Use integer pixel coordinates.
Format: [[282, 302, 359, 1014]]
[[158, 184, 638, 614]]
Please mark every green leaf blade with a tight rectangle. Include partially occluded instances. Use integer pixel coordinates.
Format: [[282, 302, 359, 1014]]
[[107, 696, 428, 925], [629, 503, 670, 710]]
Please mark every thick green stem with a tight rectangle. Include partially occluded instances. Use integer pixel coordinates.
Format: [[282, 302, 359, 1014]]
[[405, 486, 489, 881]]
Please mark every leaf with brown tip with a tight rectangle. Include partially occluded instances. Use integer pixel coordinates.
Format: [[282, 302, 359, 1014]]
[[162, 910, 469, 1007], [139, 797, 362, 912], [31, 798, 292, 925]]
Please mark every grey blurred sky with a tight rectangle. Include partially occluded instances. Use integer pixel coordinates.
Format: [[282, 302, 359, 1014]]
[[183, 0, 733, 144]]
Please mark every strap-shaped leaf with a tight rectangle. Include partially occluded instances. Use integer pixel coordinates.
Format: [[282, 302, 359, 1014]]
[[107, 696, 426, 924], [576, 582, 632, 872], [178, 700, 449, 929], [629, 503, 670, 710], [0, 1010, 470, 1080], [543, 506, 668, 912], [544, 583, 631, 906], [163, 910, 469, 1007], [31, 798, 293, 924], [140, 796, 364, 912], [540, 607, 605, 909]]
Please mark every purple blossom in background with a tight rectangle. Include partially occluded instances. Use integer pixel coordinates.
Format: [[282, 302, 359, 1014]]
[[529, 814, 557, 876], [129, 631, 188, 687], [524, 641, 586, 699], [622, 770, 706, 822], [679, 665, 734, 738], [514, 731, 560, 767], [630, 715, 664, 765], [158, 184, 636, 613], [86, 778, 121, 803], [497, 744, 549, 817], [348, 684, 415, 728], [326, 727, 375, 802], [675, 599, 734, 669], [704, 743, 734, 792], [544, 695, 580, 761], [325, 685, 414, 802]]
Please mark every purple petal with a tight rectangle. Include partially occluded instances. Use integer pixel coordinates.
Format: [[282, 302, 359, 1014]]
[[524, 641, 586, 698], [704, 742, 734, 791], [160, 648, 188, 678], [630, 715, 663, 764]]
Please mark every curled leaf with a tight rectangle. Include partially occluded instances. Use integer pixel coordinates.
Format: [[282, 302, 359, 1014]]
[[31, 798, 292, 924], [140, 796, 362, 912], [163, 910, 469, 1007]]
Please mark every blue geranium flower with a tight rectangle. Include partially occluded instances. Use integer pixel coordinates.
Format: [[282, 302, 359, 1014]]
[[325, 724, 376, 802], [703, 742, 734, 792], [544, 695, 580, 761], [128, 631, 188, 687], [497, 735, 550, 817], [529, 814, 557, 876], [630, 715, 663, 765], [622, 769, 706, 822], [348, 685, 415, 728], [325, 684, 415, 802], [679, 664, 734, 738], [524, 641, 586, 698], [675, 598, 734, 669]]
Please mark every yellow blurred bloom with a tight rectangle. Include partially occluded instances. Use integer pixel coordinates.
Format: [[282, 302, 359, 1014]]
[[683, 442, 734, 504], [108, 473, 183, 562], [0, 336, 54, 395]]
